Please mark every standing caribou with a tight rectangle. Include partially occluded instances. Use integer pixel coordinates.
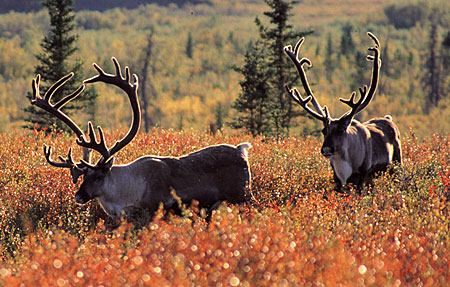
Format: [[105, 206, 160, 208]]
[[30, 58, 252, 220], [284, 32, 402, 194]]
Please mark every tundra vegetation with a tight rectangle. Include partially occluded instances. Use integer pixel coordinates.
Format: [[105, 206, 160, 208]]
[[0, 129, 450, 285]]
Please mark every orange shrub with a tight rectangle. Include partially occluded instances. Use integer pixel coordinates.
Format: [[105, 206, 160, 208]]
[[1, 128, 449, 286]]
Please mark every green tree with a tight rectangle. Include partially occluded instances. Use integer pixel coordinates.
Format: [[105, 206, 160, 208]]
[[230, 41, 272, 137], [340, 23, 355, 57], [384, 3, 428, 29], [324, 33, 335, 81], [423, 13, 441, 113], [254, 0, 313, 136], [440, 31, 450, 97], [24, 0, 94, 132], [210, 102, 224, 135], [378, 40, 391, 95], [186, 31, 194, 59], [350, 50, 367, 92], [215, 102, 223, 131], [139, 28, 159, 132]]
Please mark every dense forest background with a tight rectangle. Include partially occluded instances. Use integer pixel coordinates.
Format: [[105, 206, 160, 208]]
[[0, 0, 449, 138]]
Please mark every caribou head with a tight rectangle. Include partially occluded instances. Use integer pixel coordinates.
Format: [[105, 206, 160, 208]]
[[32, 58, 140, 205]]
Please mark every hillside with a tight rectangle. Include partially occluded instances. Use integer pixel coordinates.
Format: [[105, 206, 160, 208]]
[[0, 0, 449, 138], [0, 0, 210, 13]]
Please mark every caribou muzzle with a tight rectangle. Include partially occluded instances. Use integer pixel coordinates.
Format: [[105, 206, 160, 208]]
[[75, 189, 92, 204], [321, 146, 334, 158]]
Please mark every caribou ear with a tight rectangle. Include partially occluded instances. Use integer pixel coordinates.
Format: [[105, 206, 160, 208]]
[[342, 115, 353, 128], [70, 166, 87, 184], [103, 156, 115, 171]]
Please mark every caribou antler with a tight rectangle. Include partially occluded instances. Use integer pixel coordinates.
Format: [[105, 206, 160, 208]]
[[30, 57, 141, 182], [285, 32, 381, 123], [30, 73, 91, 183], [339, 32, 381, 120], [43, 145, 88, 183], [81, 57, 141, 167], [31, 73, 86, 138], [284, 37, 329, 122]]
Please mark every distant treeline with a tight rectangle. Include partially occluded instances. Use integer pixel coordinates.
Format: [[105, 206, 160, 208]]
[[0, 0, 210, 13]]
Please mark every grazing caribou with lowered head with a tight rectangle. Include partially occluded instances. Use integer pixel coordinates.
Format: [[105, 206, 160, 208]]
[[284, 32, 402, 195], [30, 58, 253, 220]]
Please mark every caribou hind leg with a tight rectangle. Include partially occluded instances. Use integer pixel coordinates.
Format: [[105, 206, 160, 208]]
[[393, 142, 402, 165], [205, 200, 223, 222]]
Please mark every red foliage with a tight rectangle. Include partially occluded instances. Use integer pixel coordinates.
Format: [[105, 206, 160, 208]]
[[1, 129, 450, 286]]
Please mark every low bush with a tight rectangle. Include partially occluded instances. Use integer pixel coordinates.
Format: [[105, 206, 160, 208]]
[[1, 128, 449, 286]]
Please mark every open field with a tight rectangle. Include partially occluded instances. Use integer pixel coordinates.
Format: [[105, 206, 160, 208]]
[[1, 128, 449, 286]]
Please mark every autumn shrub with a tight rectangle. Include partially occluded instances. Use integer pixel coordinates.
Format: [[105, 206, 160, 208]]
[[1, 128, 450, 286]]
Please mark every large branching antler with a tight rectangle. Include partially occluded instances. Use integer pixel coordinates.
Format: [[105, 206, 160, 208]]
[[31, 73, 91, 178], [30, 57, 141, 182], [81, 57, 141, 167], [285, 32, 381, 124], [31, 73, 85, 138], [284, 37, 329, 122], [43, 145, 88, 183], [339, 32, 381, 121]]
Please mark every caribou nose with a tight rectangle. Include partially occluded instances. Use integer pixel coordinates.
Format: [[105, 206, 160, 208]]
[[75, 191, 90, 204], [321, 146, 334, 158], [74, 193, 85, 204], [75, 194, 84, 204]]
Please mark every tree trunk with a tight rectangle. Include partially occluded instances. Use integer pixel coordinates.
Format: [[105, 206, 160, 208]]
[[140, 29, 157, 132]]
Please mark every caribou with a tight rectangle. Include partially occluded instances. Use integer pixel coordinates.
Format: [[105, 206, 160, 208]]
[[30, 58, 253, 220], [284, 32, 402, 194]]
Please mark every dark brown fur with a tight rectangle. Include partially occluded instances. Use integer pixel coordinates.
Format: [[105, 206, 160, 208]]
[[74, 143, 253, 219], [326, 116, 402, 193]]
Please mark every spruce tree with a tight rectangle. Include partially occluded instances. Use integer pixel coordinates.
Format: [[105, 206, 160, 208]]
[[440, 31, 450, 97], [215, 102, 223, 131], [186, 32, 194, 59], [350, 50, 368, 93], [254, 0, 313, 136], [423, 16, 441, 113], [24, 0, 91, 132], [139, 29, 157, 132], [324, 33, 335, 81], [340, 23, 355, 57], [230, 41, 272, 137]]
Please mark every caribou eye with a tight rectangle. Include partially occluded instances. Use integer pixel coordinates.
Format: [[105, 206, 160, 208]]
[[93, 173, 104, 182], [338, 127, 347, 134]]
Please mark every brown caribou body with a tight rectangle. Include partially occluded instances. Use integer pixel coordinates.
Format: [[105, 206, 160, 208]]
[[285, 32, 402, 194], [74, 143, 252, 218], [30, 58, 252, 219]]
